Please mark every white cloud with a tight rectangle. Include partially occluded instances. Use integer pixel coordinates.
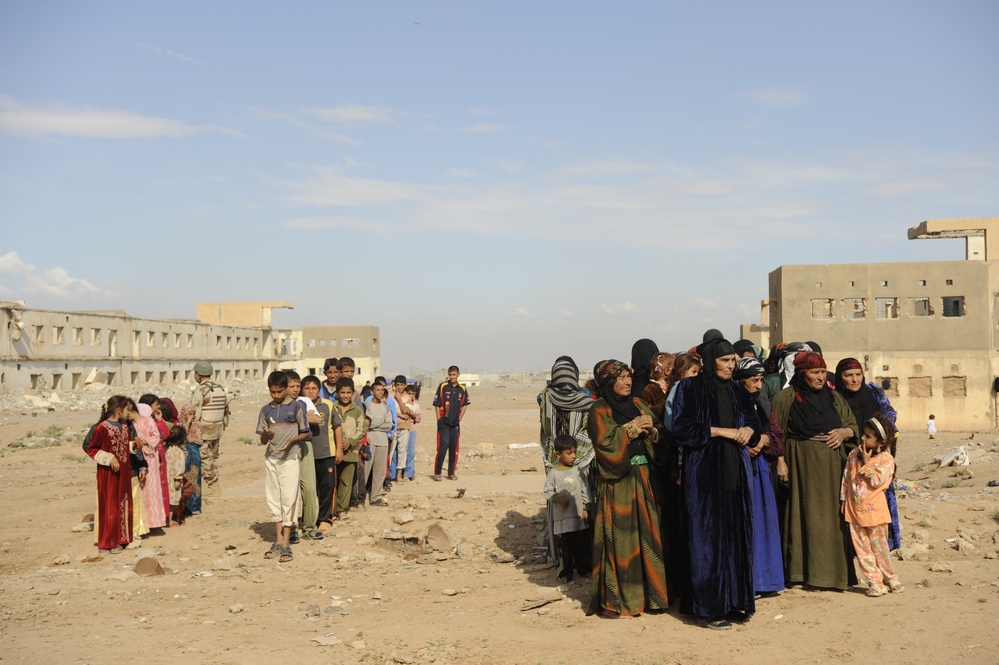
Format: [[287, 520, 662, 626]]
[[283, 215, 389, 234], [254, 109, 360, 145], [0, 252, 114, 300], [513, 307, 536, 319], [460, 123, 506, 133], [0, 96, 243, 139], [132, 42, 200, 63], [265, 165, 428, 207], [692, 298, 720, 310], [745, 86, 807, 107], [303, 105, 404, 125], [601, 302, 638, 315]]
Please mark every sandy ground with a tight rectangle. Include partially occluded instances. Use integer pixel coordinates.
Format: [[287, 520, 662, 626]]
[[1, 384, 998, 665]]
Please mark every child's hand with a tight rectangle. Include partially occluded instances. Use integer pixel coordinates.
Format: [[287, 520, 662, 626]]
[[582, 509, 589, 522], [138, 468, 147, 484]]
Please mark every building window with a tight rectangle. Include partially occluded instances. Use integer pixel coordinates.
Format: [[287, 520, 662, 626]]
[[875, 377, 898, 397], [226, 336, 232, 349], [172, 371, 180, 383], [880, 281, 888, 287], [848, 281, 855, 287], [875, 298, 898, 319], [945, 279, 953, 286], [145, 331, 154, 347], [33, 325, 44, 343], [342, 338, 360, 347], [73, 327, 83, 345], [216, 335, 222, 349], [908, 297, 932, 317], [917, 280, 926, 287], [52, 373, 63, 390], [943, 376, 966, 397], [942, 296, 965, 317], [186, 334, 194, 349], [810, 299, 834, 320], [130, 372, 140, 385], [908, 376, 932, 397], [843, 298, 866, 320], [815, 282, 822, 288], [329, 339, 337, 347], [145, 371, 154, 383], [306, 339, 316, 348], [52, 326, 64, 344], [91, 328, 102, 346], [174, 333, 181, 348], [319, 339, 326, 347]]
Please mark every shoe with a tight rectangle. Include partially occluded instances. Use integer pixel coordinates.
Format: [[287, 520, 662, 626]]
[[278, 547, 293, 563], [305, 527, 324, 541], [289, 529, 300, 545], [432, 475, 443, 482], [888, 580, 905, 593], [698, 618, 732, 630], [370, 498, 389, 507], [447, 475, 458, 481], [866, 585, 887, 597], [383, 482, 392, 493], [263, 543, 281, 559]]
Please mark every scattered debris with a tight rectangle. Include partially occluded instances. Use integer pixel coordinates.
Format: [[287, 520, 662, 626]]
[[937, 446, 970, 467], [134, 557, 165, 577]]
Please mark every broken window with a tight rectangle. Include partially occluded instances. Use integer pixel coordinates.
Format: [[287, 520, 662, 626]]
[[908, 297, 932, 317], [875, 298, 898, 319], [908, 376, 932, 397], [810, 299, 834, 320], [943, 376, 967, 397], [942, 296, 965, 317], [843, 298, 867, 320]]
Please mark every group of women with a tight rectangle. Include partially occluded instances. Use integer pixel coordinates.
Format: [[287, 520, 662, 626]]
[[538, 334, 898, 628]]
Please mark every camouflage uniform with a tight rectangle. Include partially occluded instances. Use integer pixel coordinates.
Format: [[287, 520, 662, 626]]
[[187, 373, 228, 495]]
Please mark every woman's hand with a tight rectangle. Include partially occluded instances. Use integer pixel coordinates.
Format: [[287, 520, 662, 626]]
[[822, 427, 850, 449], [633, 414, 654, 432], [777, 456, 789, 482], [138, 468, 147, 485], [110, 457, 120, 472]]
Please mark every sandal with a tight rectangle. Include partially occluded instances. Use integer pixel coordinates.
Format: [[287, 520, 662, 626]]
[[888, 580, 905, 593], [866, 585, 887, 597], [278, 547, 293, 563], [305, 528, 324, 541], [263, 543, 281, 559]]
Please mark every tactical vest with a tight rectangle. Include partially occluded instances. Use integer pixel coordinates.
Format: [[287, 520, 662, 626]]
[[199, 381, 228, 440]]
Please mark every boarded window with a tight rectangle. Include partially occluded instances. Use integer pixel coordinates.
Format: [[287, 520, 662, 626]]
[[843, 298, 867, 320], [810, 299, 834, 319], [875, 298, 898, 319], [909, 297, 932, 317], [942, 296, 965, 317], [943, 376, 967, 397], [908, 376, 932, 397], [875, 376, 898, 398]]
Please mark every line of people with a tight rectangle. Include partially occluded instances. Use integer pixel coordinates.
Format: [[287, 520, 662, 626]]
[[539, 334, 902, 628]]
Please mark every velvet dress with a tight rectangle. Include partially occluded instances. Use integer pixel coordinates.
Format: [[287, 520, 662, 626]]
[[673, 377, 758, 618]]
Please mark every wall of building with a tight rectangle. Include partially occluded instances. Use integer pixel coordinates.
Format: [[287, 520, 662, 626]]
[[300, 325, 381, 385], [768, 259, 996, 430]]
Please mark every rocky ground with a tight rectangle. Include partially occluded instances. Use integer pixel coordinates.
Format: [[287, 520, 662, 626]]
[[1, 384, 998, 665]]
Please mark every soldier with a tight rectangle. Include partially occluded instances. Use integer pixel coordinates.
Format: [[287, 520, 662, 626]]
[[185, 361, 229, 497]]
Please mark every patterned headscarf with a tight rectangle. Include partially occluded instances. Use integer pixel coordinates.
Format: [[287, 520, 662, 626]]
[[544, 356, 593, 412], [793, 351, 826, 371], [733, 357, 765, 381], [593, 359, 640, 425]]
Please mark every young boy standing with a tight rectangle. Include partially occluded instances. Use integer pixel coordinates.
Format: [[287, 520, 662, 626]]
[[302, 375, 344, 532], [286, 370, 323, 542], [433, 365, 470, 481], [320, 358, 341, 401], [333, 377, 367, 519], [257, 371, 310, 563], [542, 435, 592, 583]]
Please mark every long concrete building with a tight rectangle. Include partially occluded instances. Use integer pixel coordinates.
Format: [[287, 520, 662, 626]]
[[765, 217, 997, 431], [0, 301, 380, 393]]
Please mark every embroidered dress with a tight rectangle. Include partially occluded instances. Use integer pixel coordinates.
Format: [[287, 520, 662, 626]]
[[87, 421, 133, 550], [136, 416, 169, 529]]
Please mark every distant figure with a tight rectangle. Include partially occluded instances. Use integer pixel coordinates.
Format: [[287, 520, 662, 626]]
[[926, 414, 937, 439], [184, 361, 229, 497], [432, 366, 470, 481]]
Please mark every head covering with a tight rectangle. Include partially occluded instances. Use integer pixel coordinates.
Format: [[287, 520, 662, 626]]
[[194, 361, 213, 377], [751, 344, 767, 363], [137, 403, 153, 418], [699, 337, 736, 384], [159, 397, 180, 424], [794, 351, 826, 371], [733, 339, 756, 357], [805, 341, 823, 356], [834, 357, 879, 429], [733, 357, 765, 382], [629, 338, 659, 398], [544, 356, 593, 412], [594, 359, 640, 425]]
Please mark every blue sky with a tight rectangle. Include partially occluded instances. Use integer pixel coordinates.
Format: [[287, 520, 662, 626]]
[[1, 1, 997, 372]]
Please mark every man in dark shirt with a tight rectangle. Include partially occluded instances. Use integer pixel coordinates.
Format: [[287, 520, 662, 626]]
[[432, 365, 470, 481]]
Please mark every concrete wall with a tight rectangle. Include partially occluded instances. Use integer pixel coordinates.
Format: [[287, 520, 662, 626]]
[[300, 325, 381, 385], [768, 260, 996, 430], [0, 303, 295, 392]]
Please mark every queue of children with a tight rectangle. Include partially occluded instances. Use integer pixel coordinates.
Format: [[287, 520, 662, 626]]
[[539, 334, 905, 627]]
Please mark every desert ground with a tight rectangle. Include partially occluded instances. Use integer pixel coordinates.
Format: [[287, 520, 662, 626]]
[[1, 383, 998, 665]]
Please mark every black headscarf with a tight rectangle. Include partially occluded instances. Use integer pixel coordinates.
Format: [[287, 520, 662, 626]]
[[834, 358, 879, 427], [594, 359, 641, 426], [787, 371, 841, 439], [629, 338, 659, 398], [700, 337, 742, 490]]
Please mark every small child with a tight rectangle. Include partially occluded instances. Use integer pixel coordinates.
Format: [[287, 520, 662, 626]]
[[163, 425, 190, 525], [257, 371, 311, 563], [926, 414, 937, 439], [841, 414, 904, 597], [542, 435, 592, 583]]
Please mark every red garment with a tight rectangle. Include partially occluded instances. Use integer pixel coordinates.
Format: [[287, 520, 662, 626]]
[[86, 421, 133, 549]]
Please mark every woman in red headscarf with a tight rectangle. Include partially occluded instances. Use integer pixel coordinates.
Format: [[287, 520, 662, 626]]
[[770, 351, 859, 590], [587, 360, 668, 618]]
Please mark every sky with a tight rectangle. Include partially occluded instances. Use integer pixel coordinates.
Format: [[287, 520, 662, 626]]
[[1, 1, 997, 374]]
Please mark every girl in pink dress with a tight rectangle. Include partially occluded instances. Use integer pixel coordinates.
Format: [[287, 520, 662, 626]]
[[135, 403, 169, 529], [841, 414, 904, 597]]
